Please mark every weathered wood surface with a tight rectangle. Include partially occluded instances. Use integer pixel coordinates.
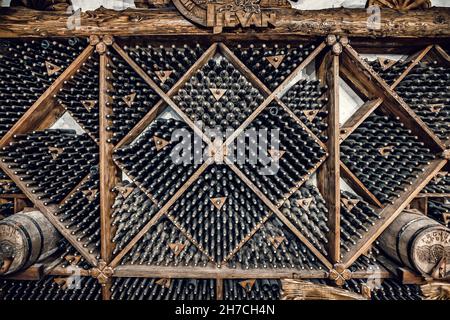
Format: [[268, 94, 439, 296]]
[[0, 7, 449, 38], [281, 279, 367, 300]]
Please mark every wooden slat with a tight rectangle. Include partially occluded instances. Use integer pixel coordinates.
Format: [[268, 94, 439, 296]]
[[109, 158, 213, 268], [3, 264, 44, 280], [0, 45, 95, 148], [225, 159, 333, 270], [317, 52, 340, 263], [216, 279, 223, 300], [112, 42, 214, 148], [114, 43, 218, 149], [99, 52, 117, 266], [0, 7, 449, 38], [342, 45, 446, 153], [340, 161, 384, 208], [342, 159, 448, 268], [113, 265, 328, 279], [0, 161, 98, 266], [416, 193, 450, 198], [340, 98, 383, 142]]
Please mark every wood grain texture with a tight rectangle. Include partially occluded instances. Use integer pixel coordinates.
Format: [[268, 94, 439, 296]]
[[0, 45, 94, 148], [0, 7, 449, 38]]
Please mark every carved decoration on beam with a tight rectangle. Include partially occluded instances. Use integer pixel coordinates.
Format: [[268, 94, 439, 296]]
[[366, 0, 431, 10]]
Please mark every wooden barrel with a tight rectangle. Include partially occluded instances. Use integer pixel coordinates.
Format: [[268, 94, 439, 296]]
[[0, 210, 60, 275], [378, 210, 450, 278]]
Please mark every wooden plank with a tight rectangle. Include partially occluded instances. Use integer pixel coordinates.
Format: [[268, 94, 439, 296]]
[[316, 52, 340, 263], [114, 43, 218, 149], [113, 265, 328, 279], [0, 193, 27, 199], [342, 45, 446, 153], [225, 159, 333, 270], [112, 42, 214, 148], [0, 161, 98, 266], [340, 98, 383, 142], [224, 42, 326, 148], [342, 159, 448, 268], [340, 161, 384, 208], [410, 197, 428, 215], [99, 52, 117, 265], [13, 197, 28, 214], [109, 158, 213, 268], [0, 7, 449, 38], [0, 45, 95, 148], [416, 193, 450, 198]]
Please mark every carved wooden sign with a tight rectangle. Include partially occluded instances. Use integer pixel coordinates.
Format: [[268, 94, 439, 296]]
[[172, 0, 291, 33], [414, 229, 450, 278]]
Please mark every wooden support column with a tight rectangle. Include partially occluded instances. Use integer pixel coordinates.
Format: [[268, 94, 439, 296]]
[[98, 36, 117, 300], [216, 278, 224, 300], [317, 38, 341, 263]]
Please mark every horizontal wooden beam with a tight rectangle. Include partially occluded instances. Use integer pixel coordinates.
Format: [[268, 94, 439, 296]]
[[113, 265, 328, 279], [0, 7, 449, 39]]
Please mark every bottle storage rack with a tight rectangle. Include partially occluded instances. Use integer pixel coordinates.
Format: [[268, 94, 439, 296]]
[[0, 33, 448, 301]]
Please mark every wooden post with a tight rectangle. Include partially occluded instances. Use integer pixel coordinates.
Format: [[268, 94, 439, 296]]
[[99, 41, 117, 300], [317, 48, 340, 263], [216, 278, 224, 300]]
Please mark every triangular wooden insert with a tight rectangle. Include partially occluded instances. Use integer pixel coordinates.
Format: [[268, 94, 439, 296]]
[[153, 136, 170, 151], [45, 61, 62, 76], [303, 109, 320, 122], [48, 147, 64, 160], [268, 236, 286, 249], [239, 279, 256, 292], [209, 88, 227, 101], [377, 57, 397, 71], [81, 100, 97, 112], [378, 145, 394, 157], [82, 189, 98, 202], [210, 197, 227, 210], [268, 148, 285, 161], [156, 278, 172, 288], [266, 55, 285, 69], [155, 70, 173, 84], [122, 92, 137, 107], [168, 243, 186, 257], [342, 198, 360, 211], [296, 197, 313, 210]]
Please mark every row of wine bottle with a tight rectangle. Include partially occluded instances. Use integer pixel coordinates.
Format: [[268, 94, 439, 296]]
[[123, 43, 205, 92], [281, 79, 329, 142], [428, 198, 450, 227], [0, 169, 20, 194], [341, 112, 435, 204], [396, 60, 450, 142], [55, 53, 100, 141], [0, 129, 98, 205], [172, 56, 265, 133], [233, 43, 318, 90], [0, 38, 86, 137], [366, 58, 408, 86]]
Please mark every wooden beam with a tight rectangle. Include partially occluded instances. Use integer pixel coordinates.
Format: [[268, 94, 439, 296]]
[[0, 45, 95, 148], [317, 51, 341, 263], [216, 278, 223, 300], [99, 51, 117, 265], [340, 161, 383, 208], [342, 159, 448, 268], [0, 7, 449, 38], [3, 264, 44, 280], [0, 161, 98, 266], [113, 265, 328, 279]]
